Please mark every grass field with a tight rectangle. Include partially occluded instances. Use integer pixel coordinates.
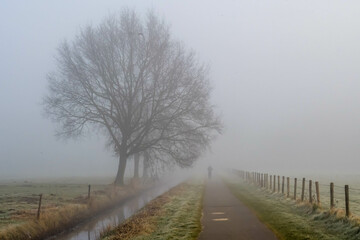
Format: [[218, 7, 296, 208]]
[[225, 175, 360, 240], [0, 177, 115, 230], [0, 177, 150, 240], [101, 179, 204, 240]]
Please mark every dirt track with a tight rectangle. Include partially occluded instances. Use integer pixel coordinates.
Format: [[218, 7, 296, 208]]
[[198, 176, 278, 240]]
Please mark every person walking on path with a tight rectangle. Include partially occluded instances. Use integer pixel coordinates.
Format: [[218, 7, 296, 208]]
[[208, 166, 213, 179], [199, 176, 278, 240]]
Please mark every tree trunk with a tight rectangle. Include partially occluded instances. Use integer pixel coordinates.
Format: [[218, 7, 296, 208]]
[[134, 153, 140, 179], [114, 149, 127, 186], [143, 152, 150, 178]]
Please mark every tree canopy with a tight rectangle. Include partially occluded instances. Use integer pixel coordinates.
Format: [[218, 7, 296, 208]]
[[44, 9, 222, 185]]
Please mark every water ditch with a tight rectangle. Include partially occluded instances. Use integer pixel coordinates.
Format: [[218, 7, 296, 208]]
[[51, 177, 185, 240]]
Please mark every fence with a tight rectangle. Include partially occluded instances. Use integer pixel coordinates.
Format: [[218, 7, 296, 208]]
[[234, 170, 360, 217]]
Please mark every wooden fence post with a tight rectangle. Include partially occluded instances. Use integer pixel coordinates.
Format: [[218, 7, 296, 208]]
[[270, 175, 272, 190], [315, 181, 320, 205], [273, 175, 276, 192], [330, 182, 334, 209], [345, 185, 350, 217], [282, 176, 285, 194], [309, 180, 312, 203], [264, 173, 267, 189], [287, 177, 290, 197], [301, 178, 305, 201], [294, 178, 297, 200], [88, 184, 91, 199], [259, 173, 261, 187], [263, 173, 265, 188], [37, 194, 43, 220], [277, 175, 280, 192], [260, 173, 261, 186]]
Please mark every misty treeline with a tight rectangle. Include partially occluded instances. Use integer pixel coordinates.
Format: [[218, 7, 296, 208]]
[[43, 9, 221, 185]]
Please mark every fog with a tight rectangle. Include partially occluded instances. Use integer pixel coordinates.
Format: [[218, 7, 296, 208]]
[[1, 0, 360, 180]]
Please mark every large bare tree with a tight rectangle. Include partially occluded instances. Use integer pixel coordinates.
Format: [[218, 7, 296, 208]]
[[44, 9, 221, 185]]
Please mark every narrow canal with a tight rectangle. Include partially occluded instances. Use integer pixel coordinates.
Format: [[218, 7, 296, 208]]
[[52, 177, 184, 240]]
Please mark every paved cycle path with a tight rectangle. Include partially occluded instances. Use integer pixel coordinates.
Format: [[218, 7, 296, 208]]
[[198, 176, 278, 240]]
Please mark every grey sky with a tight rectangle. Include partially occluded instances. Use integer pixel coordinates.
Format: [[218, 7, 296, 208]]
[[1, 0, 360, 179]]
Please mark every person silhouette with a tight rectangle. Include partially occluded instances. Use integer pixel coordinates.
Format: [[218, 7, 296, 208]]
[[208, 165, 213, 179]]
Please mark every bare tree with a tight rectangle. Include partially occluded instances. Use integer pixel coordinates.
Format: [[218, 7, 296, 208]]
[[44, 9, 221, 185]]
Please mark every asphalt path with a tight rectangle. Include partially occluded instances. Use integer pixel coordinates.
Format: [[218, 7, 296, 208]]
[[198, 176, 278, 240]]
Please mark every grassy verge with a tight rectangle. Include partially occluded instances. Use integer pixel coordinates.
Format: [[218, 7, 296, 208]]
[[0, 181, 148, 240], [224, 177, 360, 240], [0, 181, 111, 229], [101, 180, 204, 240]]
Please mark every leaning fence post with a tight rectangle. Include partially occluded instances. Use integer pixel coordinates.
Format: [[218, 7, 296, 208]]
[[309, 180, 312, 203], [315, 181, 320, 205], [301, 178, 305, 201], [330, 182, 334, 209], [282, 176, 285, 194], [345, 185, 350, 217], [287, 177, 290, 197], [37, 194, 43, 220], [294, 178, 297, 200]]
